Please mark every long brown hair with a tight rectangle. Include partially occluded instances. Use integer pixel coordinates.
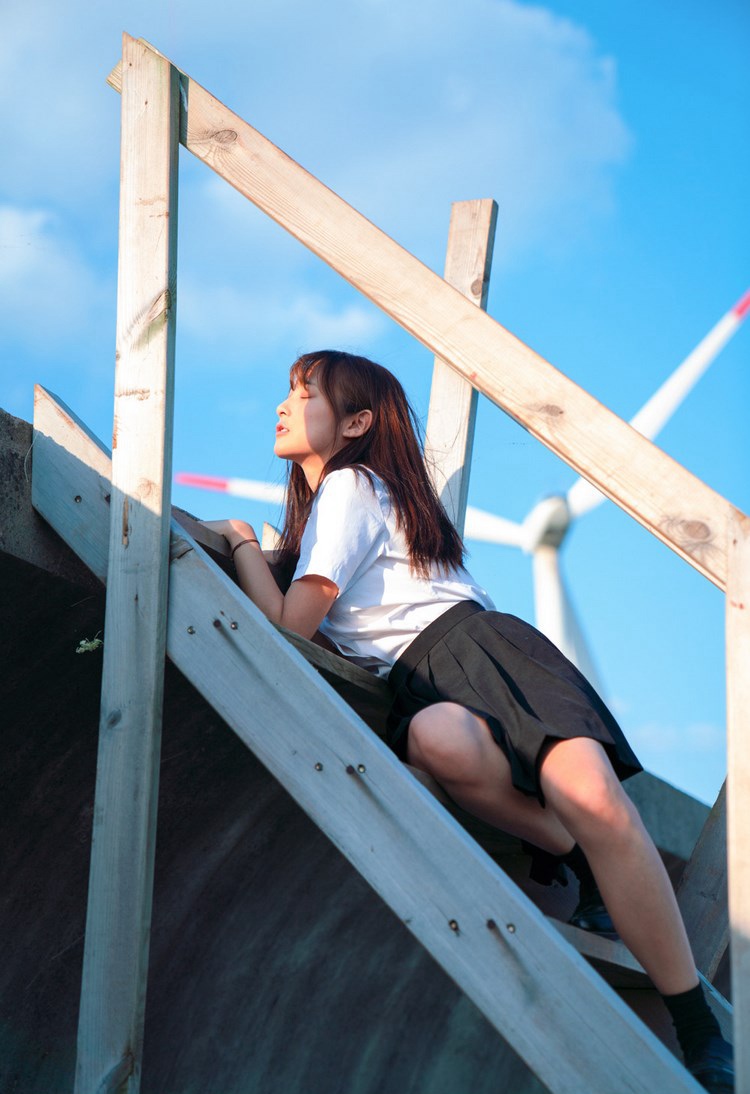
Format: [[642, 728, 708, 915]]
[[276, 350, 465, 578]]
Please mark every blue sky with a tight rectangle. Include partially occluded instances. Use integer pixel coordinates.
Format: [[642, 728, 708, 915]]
[[2, 0, 747, 804]]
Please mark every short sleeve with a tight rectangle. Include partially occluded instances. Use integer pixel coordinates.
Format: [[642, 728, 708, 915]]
[[294, 469, 386, 595]]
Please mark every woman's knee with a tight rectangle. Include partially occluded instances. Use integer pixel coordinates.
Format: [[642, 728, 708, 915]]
[[407, 703, 486, 781], [540, 740, 639, 841]]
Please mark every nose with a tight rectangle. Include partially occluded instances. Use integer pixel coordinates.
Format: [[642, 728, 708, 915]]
[[276, 397, 288, 417]]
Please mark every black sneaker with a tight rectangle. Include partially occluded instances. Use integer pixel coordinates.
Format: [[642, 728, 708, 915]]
[[568, 879, 619, 941], [684, 1034, 734, 1093]]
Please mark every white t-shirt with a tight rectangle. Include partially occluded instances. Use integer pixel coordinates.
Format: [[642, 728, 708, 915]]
[[293, 468, 495, 676]]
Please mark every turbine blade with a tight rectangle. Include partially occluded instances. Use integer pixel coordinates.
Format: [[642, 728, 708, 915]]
[[464, 505, 526, 547], [175, 472, 285, 505], [567, 288, 750, 520]]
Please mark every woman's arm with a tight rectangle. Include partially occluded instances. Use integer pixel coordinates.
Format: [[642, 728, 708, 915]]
[[202, 519, 338, 640]]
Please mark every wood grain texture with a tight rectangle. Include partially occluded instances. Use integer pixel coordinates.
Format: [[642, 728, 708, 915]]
[[36, 396, 700, 1094], [75, 35, 180, 1094], [726, 510, 750, 1087], [424, 199, 497, 531], [108, 44, 739, 591], [676, 781, 728, 980]]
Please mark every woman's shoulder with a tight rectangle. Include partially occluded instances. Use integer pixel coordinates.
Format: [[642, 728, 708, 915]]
[[320, 465, 383, 497], [318, 466, 389, 517]]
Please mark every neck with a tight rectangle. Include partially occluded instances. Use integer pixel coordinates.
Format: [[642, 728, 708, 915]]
[[301, 457, 326, 492]]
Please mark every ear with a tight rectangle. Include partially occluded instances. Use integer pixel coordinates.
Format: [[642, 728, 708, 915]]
[[341, 409, 373, 438]]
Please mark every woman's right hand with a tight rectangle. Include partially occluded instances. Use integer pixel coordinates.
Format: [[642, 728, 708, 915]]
[[201, 518, 258, 552]]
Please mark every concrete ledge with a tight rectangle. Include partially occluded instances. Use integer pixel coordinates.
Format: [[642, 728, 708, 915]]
[[0, 406, 98, 591]]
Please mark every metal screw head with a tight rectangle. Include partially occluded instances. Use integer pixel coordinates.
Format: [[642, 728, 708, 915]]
[[357, 763, 366, 774], [448, 919, 459, 933], [230, 621, 238, 630], [506, 923, 516, 934], [187, 626, 196, 635], [314, 762, 324, 772], [74, 495, 82, 503]]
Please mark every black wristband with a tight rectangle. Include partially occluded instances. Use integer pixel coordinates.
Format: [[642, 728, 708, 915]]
[[231, 537, 259, 560]]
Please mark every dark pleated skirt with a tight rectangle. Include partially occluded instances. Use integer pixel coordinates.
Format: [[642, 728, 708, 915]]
[[386, 600, 641, 804]]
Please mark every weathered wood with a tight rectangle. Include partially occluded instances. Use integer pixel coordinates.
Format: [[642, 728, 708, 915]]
[[551, 921, 649, 990], [676, 781, 728, 980], [35, 398, 702, 1094], [424, 200, 497, 531], [551, 926, 732, 1040], [0, 406, 98, 590], [74, 36, 180, 1094], [108, 45, 737, 591], [726, 511, 750, 1086]]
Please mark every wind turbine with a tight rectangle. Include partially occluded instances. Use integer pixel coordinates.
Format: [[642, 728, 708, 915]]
[[176, 290, 749, 689]]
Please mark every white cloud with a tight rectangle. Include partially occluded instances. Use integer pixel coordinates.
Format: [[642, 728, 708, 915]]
[[1, 0, 631, 268], [0, 1, 632, 393], [198, 0, 632, 266], [177, 281, 385, 364], [0, 205, 112, 349], [0, 5, 120, 207]]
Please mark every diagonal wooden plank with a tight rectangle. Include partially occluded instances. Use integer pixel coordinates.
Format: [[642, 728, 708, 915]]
[[73, 36, 180, 1094], [33, 389, 703, 1094], [726, 511, 750, 1089], [424, 199, 497, 531], [107, 42, 740, 592], [676, 781, 728, 981]]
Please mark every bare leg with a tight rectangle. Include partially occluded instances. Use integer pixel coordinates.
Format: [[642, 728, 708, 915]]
[[539, 737, 698, 995], [407, 703, 698, 995], [407, 702, 574, 855]]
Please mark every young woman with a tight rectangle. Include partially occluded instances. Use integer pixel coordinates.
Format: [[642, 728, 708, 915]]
[[205, 350, 732, 1093]]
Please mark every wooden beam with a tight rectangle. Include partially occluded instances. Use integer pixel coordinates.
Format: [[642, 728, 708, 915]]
[[726, 510, 750, 1087], [424, 200, 497, 531], [34, 392, 701, 1094], [676, 781, 728, 981], [0, 406, 99, 590], [74, 36, 180, 1094], [108, 45, 739, 591]]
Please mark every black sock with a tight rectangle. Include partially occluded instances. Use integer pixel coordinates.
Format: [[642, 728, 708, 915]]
[[519, 841, 567, 886], [661, 983, 721, 1057]]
